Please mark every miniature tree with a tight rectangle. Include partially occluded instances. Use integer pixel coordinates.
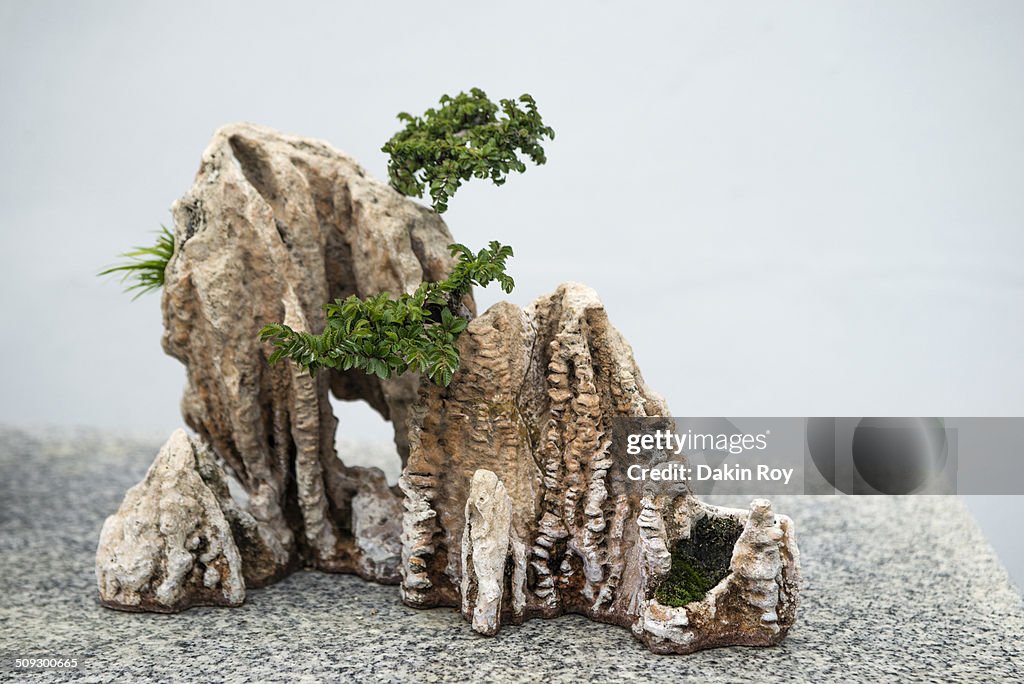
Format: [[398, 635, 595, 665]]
[[260, 88, 553, 386], [259, 241, 514, 387], [101, 88, 554, 387], [382, 87, 555, 214]]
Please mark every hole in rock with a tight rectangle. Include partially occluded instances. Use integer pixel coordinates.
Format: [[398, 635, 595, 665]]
[[654, 515, 743, 607], [329, 395, 402, 485]]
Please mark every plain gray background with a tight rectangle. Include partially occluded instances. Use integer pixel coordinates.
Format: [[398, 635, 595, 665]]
[[1, 1, 1021, 589]]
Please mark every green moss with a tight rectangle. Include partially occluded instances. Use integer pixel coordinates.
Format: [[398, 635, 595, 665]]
[[655, 558, 710, 607], [654, 515, 743, 607]]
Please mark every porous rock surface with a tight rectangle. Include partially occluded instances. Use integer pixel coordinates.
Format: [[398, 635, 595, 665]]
[[461, 469, 518, 635], [99, 123, 457, 608], [97, 124, 800, 654], [633, 498, 800, 653], [400, 283, 800, 653], [96, 429, 251, 611]]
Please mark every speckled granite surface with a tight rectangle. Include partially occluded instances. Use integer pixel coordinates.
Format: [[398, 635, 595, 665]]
[[1, 427, 1021, 683]]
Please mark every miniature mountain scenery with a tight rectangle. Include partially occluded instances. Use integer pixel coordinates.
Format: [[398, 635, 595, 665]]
[[97, 90, 800, 654]]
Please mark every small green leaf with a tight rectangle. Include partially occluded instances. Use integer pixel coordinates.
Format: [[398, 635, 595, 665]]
[[256, 240, 515, 387], [381, 89, 554, 213]]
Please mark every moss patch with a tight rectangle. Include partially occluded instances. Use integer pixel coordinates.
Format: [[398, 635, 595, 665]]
[[654, 515, 743, 607]]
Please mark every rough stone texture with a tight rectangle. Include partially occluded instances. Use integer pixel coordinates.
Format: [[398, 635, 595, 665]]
[[399, 283, 800, 653], [461, 469, 517, 635], [633, 499, 800, 653], [96, 125, 797, 653], [95, 429, 248, 611], [154, 123, 459, 595], [7, 429, 1023, 682]]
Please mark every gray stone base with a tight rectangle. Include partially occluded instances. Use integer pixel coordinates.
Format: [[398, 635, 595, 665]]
[[1, 428, 1021, 682]]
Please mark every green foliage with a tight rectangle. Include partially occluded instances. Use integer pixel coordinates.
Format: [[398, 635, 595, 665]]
[[655, 516, 743, 608], [98, 225, 175, 299], [259, 242, 514, 387], [381, 88, 555, 213]]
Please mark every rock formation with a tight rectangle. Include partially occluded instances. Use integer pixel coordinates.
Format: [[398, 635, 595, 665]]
[[399, 283, 800, 652], [96, 429, 249, 611], [633, 499, 800, 653], [100, 122, 457, 609], [97, 123, 800, 654], [460, 469, 518, 635]]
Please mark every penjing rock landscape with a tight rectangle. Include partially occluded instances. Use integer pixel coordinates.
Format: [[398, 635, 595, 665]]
[[400, 283, 800, 652], [96, 122, 800, 654], [159, 122, 454, 589]]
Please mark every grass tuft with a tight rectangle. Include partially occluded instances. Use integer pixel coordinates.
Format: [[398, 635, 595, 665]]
[[98, 225, 175, 300]]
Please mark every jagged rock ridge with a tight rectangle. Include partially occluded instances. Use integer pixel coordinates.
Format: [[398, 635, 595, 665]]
[[99, 123, 462, 609], [97, 124, 800, 654], [400, 283, 800, 652]]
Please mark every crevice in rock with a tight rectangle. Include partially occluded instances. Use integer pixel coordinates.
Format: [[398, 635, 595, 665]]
[[227, 134, 280, 210]]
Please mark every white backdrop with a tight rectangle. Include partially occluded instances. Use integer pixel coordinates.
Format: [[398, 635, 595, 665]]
[[1, 1, 1021, 586]]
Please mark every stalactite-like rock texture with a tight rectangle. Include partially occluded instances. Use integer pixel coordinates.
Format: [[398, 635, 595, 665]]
[[98, 124, 799, 654], [400, 283, 800, 653], [99, 123, 464, 610]]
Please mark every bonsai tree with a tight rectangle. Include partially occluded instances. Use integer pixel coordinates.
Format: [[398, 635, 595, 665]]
[[260, 241, 514, 387], [261, 88, 553, 386], [382, 87, 555, 214], [102, 88, 554, 387]]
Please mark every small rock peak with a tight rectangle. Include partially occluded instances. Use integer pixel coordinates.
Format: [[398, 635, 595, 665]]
[[461, 469, 514, 636], [96, 430, 246, 612]]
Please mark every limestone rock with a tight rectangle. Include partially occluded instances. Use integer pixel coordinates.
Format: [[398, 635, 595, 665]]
[[461, 470, 515, 635], [96, 430, 247, 611], [401, 283, 670, 618], [633, 499, 800, 654], [159, 122, 459, 581], [731, 498, 790, 624], [97, 124, 800, 654], [400, 283, 801, 654], [192, 437, 291, 589]]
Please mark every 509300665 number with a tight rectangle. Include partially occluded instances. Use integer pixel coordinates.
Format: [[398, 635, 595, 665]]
[[12, 657, 80, 670]]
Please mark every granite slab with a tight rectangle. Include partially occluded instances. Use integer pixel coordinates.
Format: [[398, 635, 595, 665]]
[[0, 428, 1021, 683]]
